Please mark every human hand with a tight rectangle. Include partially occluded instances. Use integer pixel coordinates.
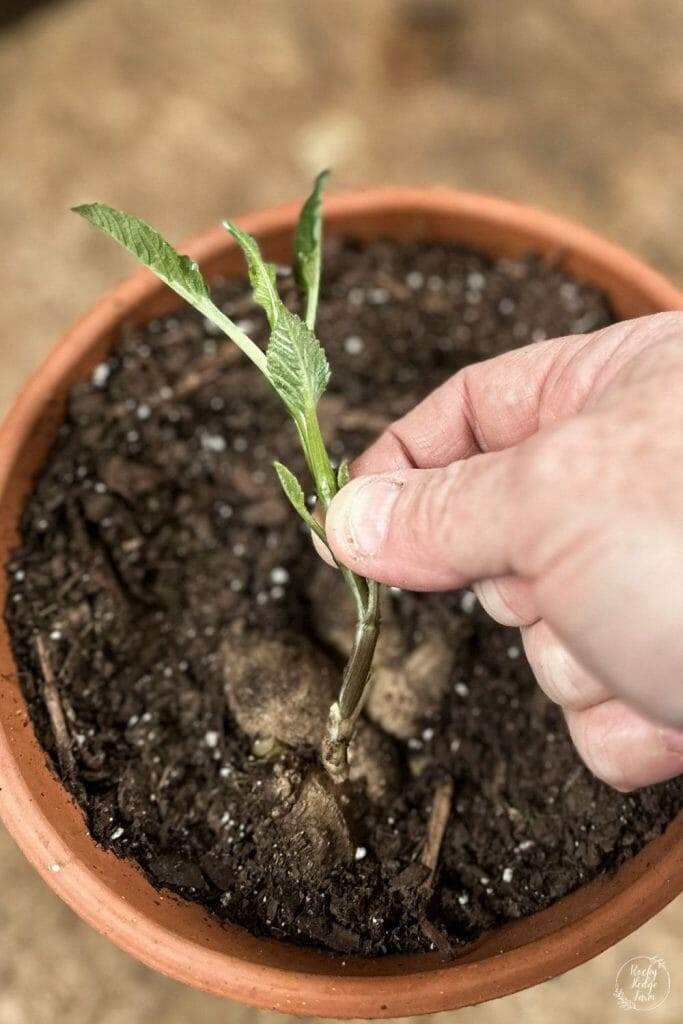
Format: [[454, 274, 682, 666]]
[[323, 313, 683, 791]]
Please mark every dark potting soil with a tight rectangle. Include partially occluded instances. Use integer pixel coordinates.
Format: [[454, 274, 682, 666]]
[[6, 237, 681, 957]]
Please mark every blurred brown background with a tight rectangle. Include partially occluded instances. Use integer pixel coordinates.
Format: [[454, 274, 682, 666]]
[[0, 1, 681, 1022]]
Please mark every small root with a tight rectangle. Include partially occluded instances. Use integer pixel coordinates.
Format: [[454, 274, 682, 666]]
[[420, 778, 454, 889], [35, 635, 77, 787]]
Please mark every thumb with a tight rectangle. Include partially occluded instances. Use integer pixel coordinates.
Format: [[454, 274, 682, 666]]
[[324, 452, 518, 591]]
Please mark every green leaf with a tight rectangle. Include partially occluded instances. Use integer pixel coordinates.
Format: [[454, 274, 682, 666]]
[[266, 306, 330, 420], [274, 461, 309, 519], [337, 459, 350, 489], [224, 221, 279, 327], [294, 169, 330, 328], [273, 461, 327, 542], [72, 203, 267, 373], [74, 202, 210, 303]]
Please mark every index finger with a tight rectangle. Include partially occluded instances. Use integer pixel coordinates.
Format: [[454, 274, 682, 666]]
[[351, 319, 641, 476]]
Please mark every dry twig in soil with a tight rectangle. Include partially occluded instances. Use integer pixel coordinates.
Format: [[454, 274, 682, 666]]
[[35, 634, 77, 787], [420, 777, 454, 889]]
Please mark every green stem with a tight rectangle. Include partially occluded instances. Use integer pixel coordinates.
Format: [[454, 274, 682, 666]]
[[304, 278, 321, 331], [338, 579, 379, 720], [299, 410, 337, 509], [321, 578, 381, 783], [295, 404, 382, 782], [195, 297, 268, 376], [340, 566, 368, 619]]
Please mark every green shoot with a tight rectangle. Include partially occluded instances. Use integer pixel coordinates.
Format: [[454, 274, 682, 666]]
[[293, 168, 330, 328], [72, 172, 381, 783], [273, 461, 326, 543], [223, 221, 280, 328]]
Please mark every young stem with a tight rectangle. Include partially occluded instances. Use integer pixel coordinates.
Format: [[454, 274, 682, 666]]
[[297, 404, 382, 782], [299, 409, 337, 509], [321, 578, 381, 782], [193, 296, 268, 376]]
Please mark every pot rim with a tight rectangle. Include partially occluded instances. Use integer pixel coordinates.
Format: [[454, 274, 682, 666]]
[[0, 187, 681, 1018]]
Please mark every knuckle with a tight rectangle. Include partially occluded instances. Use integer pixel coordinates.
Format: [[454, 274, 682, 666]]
[[511, 418, 617, 573], [531, 640, 585, 710], [475, 578, 526, 626], [516, 417, 599, 494], [572, 711, 633, 791], [591, 764, 635, 793], [550, 648, 607, 711]]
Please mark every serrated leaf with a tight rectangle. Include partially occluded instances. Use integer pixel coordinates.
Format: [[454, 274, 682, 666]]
[[294, 169, 330, 328], [266, 306, 330, 419], [224, 221, 279, 327], [273, 461, 327, 544], [273, 461, 309, 519], [337, 460, 350, 489], [74, 202, 210, 303], [73, 203, 267, 373]]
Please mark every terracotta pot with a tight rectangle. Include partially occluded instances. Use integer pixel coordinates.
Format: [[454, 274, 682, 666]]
[[0, 188, 681, 1018]]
